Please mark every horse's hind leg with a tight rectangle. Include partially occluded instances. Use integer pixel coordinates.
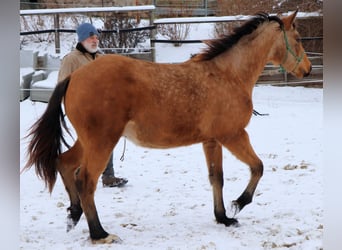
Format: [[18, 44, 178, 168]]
[[202, 139, 238, 226], [75, 137, 122, 244], [57, 139, 83, 231], [221, 129, 263, 215]]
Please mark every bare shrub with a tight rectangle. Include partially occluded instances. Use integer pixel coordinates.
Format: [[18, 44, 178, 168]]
[[296, 16, 323, 53], [20, 15, 55, 43], [213, 20, 244, 39], [158, 23, 190, 47], [215, 0, 322, 16], [99, 13, 150, 54], [155, 1, 193, 47]]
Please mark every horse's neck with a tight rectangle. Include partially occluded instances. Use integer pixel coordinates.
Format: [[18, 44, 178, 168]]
[[215, 23, 280, 90]]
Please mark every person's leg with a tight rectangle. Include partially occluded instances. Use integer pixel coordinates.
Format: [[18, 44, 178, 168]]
[[102, 152, 128, 187], [102, 153, 114, 177]]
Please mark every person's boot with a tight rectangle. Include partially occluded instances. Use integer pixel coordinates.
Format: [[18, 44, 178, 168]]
[[102, 175, 128, 187]]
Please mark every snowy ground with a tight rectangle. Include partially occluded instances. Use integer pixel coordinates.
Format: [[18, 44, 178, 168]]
[[20, 21, 323, 250], [20, 85, 323, 250]]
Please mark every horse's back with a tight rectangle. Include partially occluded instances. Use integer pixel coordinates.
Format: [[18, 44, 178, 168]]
[[63, 54, 252, 149]]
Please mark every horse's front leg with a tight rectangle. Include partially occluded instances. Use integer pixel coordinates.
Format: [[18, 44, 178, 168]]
[[202, 139, 238, 226], [221, 129, 263, 215]]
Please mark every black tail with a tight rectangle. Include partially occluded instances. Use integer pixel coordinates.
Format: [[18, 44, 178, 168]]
[[23, 76, 71, 192]]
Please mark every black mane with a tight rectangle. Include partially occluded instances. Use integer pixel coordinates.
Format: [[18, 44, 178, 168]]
[[197, 12, 283, 61]]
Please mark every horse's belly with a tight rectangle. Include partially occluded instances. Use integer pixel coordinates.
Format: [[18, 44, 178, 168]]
[[122, 121, 154, 147], [122, 121, 198, 149]]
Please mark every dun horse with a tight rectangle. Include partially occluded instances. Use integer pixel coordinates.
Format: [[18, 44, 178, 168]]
[[24, 11, 311, 243]]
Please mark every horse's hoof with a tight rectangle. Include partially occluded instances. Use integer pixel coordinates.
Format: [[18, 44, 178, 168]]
[[91, 234, 123, 244], [229, 218, 240, 227], [222, 217, 239, 227], [216, 212, 239, 227]]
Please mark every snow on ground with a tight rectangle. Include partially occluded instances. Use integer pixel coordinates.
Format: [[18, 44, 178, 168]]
[[20, 20, 323, 250], [20, 86, 323, 250]]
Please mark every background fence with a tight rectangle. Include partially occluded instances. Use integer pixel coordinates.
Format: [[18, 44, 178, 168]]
[[20, 5, 323, 87], [152, 15, 322, 86]]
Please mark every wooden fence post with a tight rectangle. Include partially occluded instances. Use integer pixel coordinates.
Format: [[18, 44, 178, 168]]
[[150, 3, 156, 62], [54, 13, 60, 54]]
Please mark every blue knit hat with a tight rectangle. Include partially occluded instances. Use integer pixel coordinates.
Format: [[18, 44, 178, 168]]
[[76, 23, 99, 42]]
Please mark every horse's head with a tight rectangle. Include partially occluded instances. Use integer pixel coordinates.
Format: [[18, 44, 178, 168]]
[[271, 10, 312, 78]]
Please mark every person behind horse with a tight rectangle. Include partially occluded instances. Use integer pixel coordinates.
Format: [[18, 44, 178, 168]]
[[58, 23, 128, 188]]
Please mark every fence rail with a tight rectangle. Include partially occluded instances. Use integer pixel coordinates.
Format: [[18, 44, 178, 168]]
[[20, 5, 155, 54], [150, 38, 323, 86], [20, 6, 323, 87], [20, 26, 157, 36]]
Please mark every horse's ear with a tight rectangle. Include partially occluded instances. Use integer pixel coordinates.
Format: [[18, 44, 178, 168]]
[[282, 9, 298, 30]]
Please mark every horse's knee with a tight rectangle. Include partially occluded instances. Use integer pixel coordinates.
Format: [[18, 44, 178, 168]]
[[208, 169, 223, 187]]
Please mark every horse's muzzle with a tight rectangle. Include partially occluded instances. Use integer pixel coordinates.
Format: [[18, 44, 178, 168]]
[[304, 65, 312, 77]]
